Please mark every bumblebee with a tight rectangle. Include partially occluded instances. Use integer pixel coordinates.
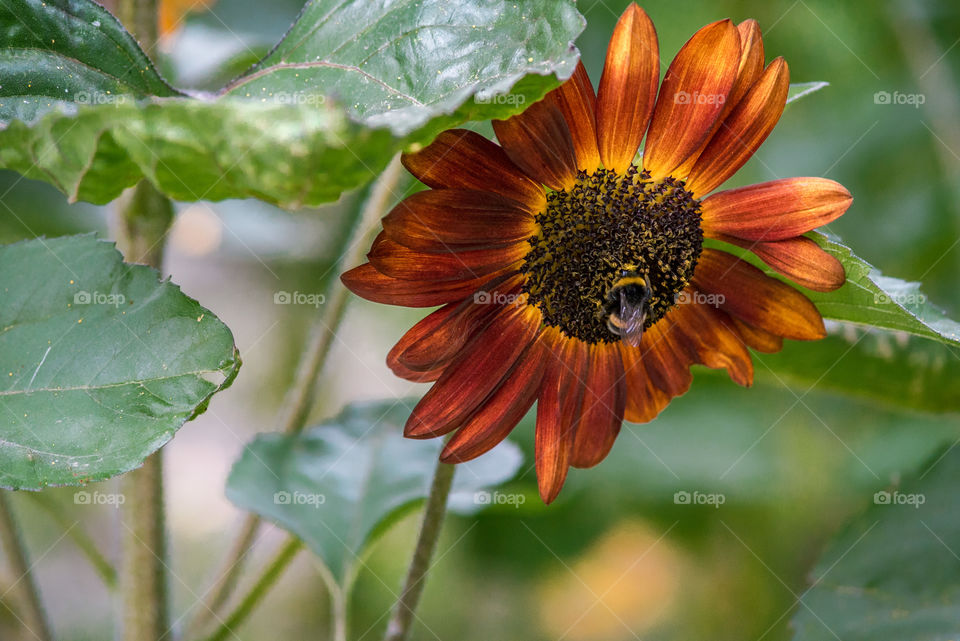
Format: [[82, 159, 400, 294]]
[[604, 267, 652, 347]]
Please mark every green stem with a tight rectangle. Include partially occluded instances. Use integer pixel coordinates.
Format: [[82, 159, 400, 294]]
[[383, 459, 456, 641], [200, 538, 302, 641], [24, 493, 118, 590], [0, 492, 53, 641], [189, 156, 405, 634], [114, 180, 174, 641]]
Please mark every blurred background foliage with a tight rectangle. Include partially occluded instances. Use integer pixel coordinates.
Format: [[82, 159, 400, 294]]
[[2, 0, 959, 639]]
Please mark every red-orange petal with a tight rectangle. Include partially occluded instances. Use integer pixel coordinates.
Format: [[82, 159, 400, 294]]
[[686, 57, 790, 197], [405, 304, 540, 439], [570, 344, 626, 469], [401, 129, 545, 212], [619, 344, 671, 423], [535, 331, 588, 503], [596, 3, 659, 173], [671, 19, 766, 180], [388, 303, 462, 381], [492, 99, 578, 191], [547, 61, 601, 173], [394, 274, 523, 373], [643, 19, 741, 179], [640, 316, 695, 397], [693, 249, 826, 340], [720, 234, 846, 292], [671, 295, 754, 386], [368, 233, 525, 282], [441, 337, 547, 463], [701, 178, 853, 241], [731, 317, 783, 353], [382, 189, 535, 252], [341, 263, 512, 308]]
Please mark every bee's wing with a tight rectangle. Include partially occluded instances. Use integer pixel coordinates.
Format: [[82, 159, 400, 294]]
[[613, 290, 647, 347]]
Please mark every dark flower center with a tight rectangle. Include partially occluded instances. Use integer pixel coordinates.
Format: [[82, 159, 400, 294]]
[[521, 167, 703, 344]]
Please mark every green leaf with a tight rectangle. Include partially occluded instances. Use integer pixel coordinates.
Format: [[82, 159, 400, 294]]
[[0, 235, 240, 490], [809, 232, 960, 345], [225, 399, 523, 582], [0, 0, 182, 124], [792, 445, 960, 641], [786, 81, 829, 105], [0, 0, 583, 208]]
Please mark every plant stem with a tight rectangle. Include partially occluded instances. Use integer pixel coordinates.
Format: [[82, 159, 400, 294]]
[[200, 538, 302, 641], [383, 459, 456, 641], [114, 179, 174, 641], [0, 492, 53, 641], [189, 156, 404, 634], [24, 493, 118, 590]]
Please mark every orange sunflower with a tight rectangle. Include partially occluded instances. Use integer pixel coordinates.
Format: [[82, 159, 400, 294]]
[[342, 4, 852, 503]]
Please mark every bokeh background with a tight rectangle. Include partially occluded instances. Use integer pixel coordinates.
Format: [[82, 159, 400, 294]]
[[2, 0, 959, 639]]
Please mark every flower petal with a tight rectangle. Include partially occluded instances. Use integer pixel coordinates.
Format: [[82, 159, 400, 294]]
[[570, 344, 626, 469], [643, 19, 741, 179], [720, 234, 846, 292], [535, 331, 587, 503], [672, 294, 753, 386], [493, 99, 578, 191], [596, 3, 659, 173], [341, 263, 512, 307], [640, 315, 695, 397], [393, 275, 523, 373], [701, 178, 853, 241], [388, 303, 462, 381], [548, 61, 602, 173], [405, 304, 540, 439], [619, 344, 671, 423], [368, 233, 525, 282], [382, 189, 536, 252], [401, 129, 545, 212], [693, 249, 826, 340], [441, 337, 547, 463], [730, 317, 783, 353], [686, 57, 790, 197], [671, 19, 766, 179]]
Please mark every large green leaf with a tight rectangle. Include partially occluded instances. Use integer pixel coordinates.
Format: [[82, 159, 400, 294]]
[[0, 0, 583, 208], [0, 0, 182, 124], [0, 235, 240, 490], [225, 399, 523, 582], [792, 445, 960, 641]]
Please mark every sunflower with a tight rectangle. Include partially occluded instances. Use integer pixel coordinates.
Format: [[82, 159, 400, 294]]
[[342, 3, 852, 503]]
